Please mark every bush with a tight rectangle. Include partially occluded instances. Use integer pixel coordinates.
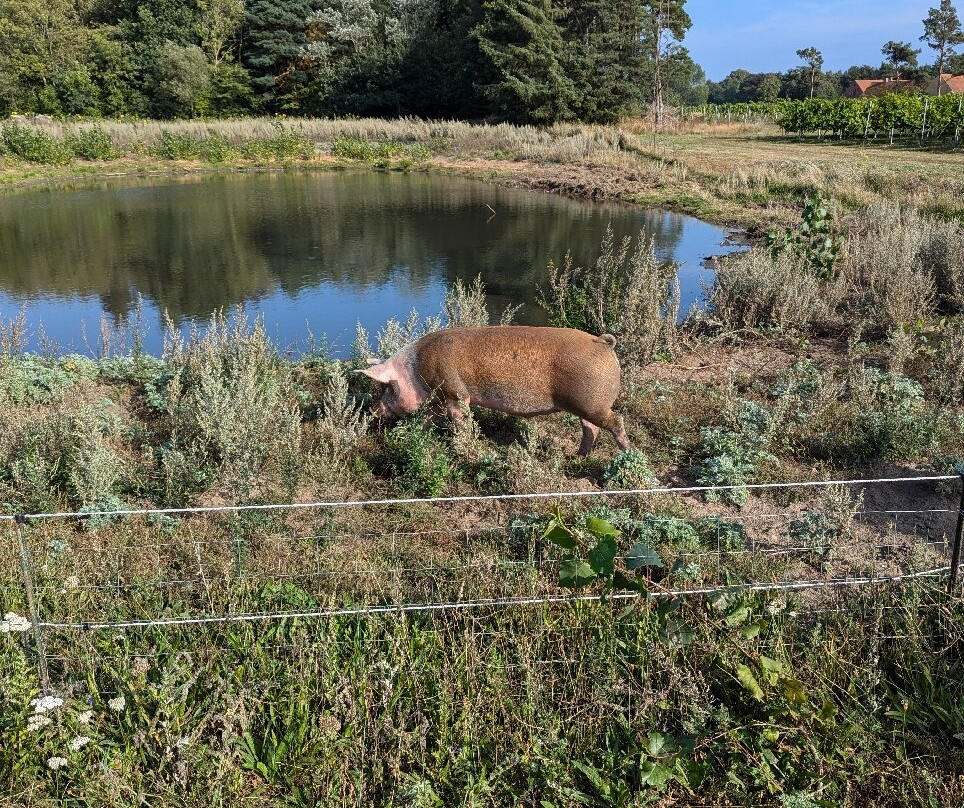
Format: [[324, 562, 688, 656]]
[[332, 137, 431, 161], [155, 131, 201, 160], [1, 124, 72, 164], [198, 133, 238, 163], [601, 449, 658, 489], [163, 312, 301, 497], [65, 126, 119, 160], [312, 361, 370, 472], [385, 419, 453, 497], [693, 400, 776, 506], [708, 249, 831, 333], [537, 225, 679, 381]]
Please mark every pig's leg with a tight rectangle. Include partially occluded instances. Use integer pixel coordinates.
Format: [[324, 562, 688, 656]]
[[604, 412, 631, 451], [579, 410, 630, 455], [579, 420, 600, 457]]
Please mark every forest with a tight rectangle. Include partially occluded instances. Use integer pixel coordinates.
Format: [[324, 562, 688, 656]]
[[0, 0, 704, 122]]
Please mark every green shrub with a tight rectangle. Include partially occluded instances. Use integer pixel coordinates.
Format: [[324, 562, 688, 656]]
[[385, 419, 453, 497], [1, 124, 72, 164], [163, 312, 301, 497], [693, 401, 776, 506], [0, 356, 79, 405], [198, 132, 237, 163], [242, 123, 314, 161], [155, 131, 201, 160], [332, 137, 431, 162], [601, 448, 659, 489], [810, 368, 936, 465], [65, 126, 119, 160]]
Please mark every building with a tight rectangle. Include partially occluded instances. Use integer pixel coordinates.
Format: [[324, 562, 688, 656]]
[[925, 74, 964, 95], [845, 77, 917, 98]]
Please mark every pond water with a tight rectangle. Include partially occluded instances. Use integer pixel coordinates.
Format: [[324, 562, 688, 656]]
[[0, 171, 741, 356]]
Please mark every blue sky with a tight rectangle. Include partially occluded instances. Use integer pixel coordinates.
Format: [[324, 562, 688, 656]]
[[686, 0, 940, 80]]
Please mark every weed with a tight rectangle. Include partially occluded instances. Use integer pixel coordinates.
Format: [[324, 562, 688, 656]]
[[1, 124, 72, 164], [537, 225, 679, 381], [601, 449, 658, 489], [384, 418, 453, 497], [311, 361, 370, 473], [766, 193, 841, 279], [64, 126, 119, 161]]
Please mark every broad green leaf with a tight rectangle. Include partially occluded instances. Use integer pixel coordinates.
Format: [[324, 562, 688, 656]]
[[740, 619, 765, 639], [559, 559, 596, 588], [542, 522, 578, 550], [736, 663, 764, 701], [639, 760, 675, 790], [781, 678, 808, 705], [818, 699, 838, 722], [725, 606, 751, 627], [612, 570, 646, 594], [647, 731, 669, 756], [588, 537, 617, 577], [584, 516, 619, 539], [626, 542, 663, 570]]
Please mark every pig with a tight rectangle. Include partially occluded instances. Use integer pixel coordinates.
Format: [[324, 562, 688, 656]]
[[359, 325, 630, 456]]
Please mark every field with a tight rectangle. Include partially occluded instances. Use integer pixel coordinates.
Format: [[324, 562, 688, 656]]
[[1, 118, 964, 807]]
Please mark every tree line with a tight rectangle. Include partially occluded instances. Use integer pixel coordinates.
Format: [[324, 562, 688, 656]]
[[0, 0, 704, 123], [710, 1, 964, 103]]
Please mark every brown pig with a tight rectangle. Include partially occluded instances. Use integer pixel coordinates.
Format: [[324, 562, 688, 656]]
[[359, 325, 630, 456]]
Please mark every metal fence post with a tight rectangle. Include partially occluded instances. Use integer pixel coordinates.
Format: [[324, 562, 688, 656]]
[[949, 476, 964, 594], [14, 514, 51, 693]]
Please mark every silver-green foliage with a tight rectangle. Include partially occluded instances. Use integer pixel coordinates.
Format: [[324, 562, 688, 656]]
[[163, 312, 301, 494]]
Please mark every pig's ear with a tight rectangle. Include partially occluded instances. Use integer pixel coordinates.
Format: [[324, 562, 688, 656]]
[[356, 361, 395, 385]]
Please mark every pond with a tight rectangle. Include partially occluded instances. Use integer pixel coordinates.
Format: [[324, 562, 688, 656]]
[[0, 171, 742, 356]]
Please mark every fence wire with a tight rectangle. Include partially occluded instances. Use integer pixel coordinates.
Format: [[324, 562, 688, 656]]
[[2, 474, 962, 695]]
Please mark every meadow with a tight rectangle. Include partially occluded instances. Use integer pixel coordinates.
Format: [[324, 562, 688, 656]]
[[1, 117, 963, 807]]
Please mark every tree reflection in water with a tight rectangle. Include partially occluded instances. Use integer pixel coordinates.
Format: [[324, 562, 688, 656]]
[[0, 172, 737, 355]]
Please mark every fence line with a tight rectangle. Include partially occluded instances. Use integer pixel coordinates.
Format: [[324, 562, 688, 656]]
[[30, 565, 952, 632], [2, 473, 957, 522], [5, 474, 962, 696]]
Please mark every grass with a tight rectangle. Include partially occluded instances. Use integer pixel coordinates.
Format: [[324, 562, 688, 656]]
[[2, 117, 962, 229], [1, 116, 964, 806]]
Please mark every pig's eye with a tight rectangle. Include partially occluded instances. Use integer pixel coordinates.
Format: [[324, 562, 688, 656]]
[[383, 382, 399, 402]]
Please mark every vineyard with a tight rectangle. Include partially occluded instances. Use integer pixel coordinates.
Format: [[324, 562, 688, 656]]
[[682, 95, 964, 143]]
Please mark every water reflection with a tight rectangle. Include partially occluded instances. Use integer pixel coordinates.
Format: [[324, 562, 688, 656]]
[[0, 172, 739, 355]]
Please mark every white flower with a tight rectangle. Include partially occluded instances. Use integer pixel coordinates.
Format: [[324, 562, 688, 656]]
[[62, 575, 80, 591], [27, 714, 52, 732], [31, 695, 64, 714], [107, 695, 125, 712], [70, 736, 90, 751], [1, 612, 31, 632], [47, 756, 68, 770], [76, 710, 93, 724]]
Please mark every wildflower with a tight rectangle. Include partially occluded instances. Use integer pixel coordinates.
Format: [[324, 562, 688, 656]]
[[132, 657, 149, 675], [47, 757, 68, 770], [62, 575, 80, 591], [1, 612, 31, 632], [31, 695, 64, 714], [107, 695, 125, 712], [77, 710, 93, 724], [27, 714, 51, 732], [70, 736, 90, 751]]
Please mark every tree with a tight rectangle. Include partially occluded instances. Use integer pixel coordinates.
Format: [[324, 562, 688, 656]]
[[244, 0, 315, 110], [881, 40, 920, 78], [796, 46, 823, 99], [641, 1, 692, 124], [557, 0, 647, 122], [154, 41, 211, 117], [921, 1, 964, 93], [473, 0, 577, 124], [756, 73, 783, 102], [196, 0, 244, 66]]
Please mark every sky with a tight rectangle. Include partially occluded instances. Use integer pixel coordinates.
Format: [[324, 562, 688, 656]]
[[686, 0, 941, 81]]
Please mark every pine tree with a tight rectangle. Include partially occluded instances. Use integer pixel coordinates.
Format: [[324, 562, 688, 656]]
[[881, 40, 920, 79], [473, 0, 577, 124], [921, 1, 964, 93], [796, 47, 823, 99], [243, 0, 315, 110], [559, 0, 647, 123]]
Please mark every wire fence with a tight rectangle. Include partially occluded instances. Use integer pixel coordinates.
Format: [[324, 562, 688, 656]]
[[3, 474, 963, 696]]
